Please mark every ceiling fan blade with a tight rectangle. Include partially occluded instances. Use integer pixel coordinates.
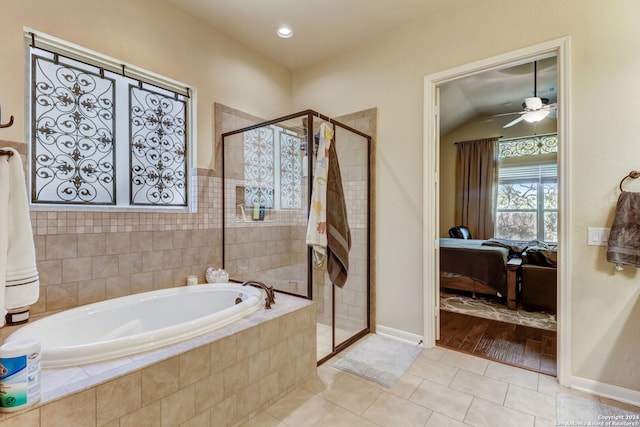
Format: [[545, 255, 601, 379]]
[[493, 111, 524, 117], [503, 116, 524, 128]]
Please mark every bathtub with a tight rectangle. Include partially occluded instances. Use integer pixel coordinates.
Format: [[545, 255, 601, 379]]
[[5, 283, 262, 368]]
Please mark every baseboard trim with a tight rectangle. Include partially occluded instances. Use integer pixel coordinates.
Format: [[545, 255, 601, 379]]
[[570, 376, 640, 407], [376, 324, 423, 346]]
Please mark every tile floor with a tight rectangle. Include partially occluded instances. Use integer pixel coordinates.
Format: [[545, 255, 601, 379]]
[[240, 340, 640, 427], [316, 323, 357, 361]]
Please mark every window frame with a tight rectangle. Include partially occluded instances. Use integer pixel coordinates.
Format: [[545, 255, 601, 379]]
[[495, 176, 558, 242], [494, 134, 558, 243], [24, 28, 197, 212], [242, 123, 303, 212]]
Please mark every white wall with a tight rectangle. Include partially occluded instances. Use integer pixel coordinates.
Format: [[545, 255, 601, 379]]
[[292, 0, 640, 392], [0, 0, 292, 169]]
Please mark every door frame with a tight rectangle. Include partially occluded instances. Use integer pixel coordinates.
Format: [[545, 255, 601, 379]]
[[422, 37, 572, 385]]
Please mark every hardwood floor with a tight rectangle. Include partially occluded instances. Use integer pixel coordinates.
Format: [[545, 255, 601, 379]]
[[437, 309, 557, 376]]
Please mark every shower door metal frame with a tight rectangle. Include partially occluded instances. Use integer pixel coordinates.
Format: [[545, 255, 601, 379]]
[[221, 109, 372, 364]]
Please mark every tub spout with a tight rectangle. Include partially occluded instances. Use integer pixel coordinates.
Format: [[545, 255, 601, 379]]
[[241, 280, 275, 309]]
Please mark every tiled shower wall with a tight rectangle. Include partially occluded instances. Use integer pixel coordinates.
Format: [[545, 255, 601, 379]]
[[217, 106, 377, 335], [1, 140, 223, 317]]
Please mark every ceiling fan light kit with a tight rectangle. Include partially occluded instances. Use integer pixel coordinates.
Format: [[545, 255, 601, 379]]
[[523, 109, 551, 123], [500, 61, 558, 128], [524, 96, 543, 110]]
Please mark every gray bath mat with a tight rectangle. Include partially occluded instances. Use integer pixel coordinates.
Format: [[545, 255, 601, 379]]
[[333, 334, 422, 387], [557, 393, 640, 425]]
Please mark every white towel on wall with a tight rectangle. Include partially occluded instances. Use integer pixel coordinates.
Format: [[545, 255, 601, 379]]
[[0, 148, 39, 315], [306, 123, 333, 266]]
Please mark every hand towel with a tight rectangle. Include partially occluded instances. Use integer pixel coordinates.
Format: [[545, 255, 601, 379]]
[[326, 139, 351, 288], [607, 191, 640, 268], [306, 123, 332, 266], [0, 153, 9, 324], [0, 148, 39, 312]]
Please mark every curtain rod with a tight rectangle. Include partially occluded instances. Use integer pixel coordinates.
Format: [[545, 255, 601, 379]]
[[454, 136, 502, 144]]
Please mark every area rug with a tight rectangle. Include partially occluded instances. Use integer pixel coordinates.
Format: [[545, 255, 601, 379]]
[[557, 393, 640, 425], [440, 291, 557, 331], [333, 334, 422, 388]]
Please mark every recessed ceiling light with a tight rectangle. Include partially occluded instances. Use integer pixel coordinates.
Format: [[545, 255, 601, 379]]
[[277, 26, 293, 39]]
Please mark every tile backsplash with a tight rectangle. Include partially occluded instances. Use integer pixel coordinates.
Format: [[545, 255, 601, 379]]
[[1, 140, 223, 317]]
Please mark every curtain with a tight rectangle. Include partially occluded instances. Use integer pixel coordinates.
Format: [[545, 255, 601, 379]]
[[454, 137, 498, 240]]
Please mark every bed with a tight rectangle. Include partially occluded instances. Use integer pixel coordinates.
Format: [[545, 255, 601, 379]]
[[439, 238, 521, 309]]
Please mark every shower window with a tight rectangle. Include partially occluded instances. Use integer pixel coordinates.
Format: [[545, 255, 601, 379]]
[[26, 30, 195, 211], [243, 124, 302, 210]]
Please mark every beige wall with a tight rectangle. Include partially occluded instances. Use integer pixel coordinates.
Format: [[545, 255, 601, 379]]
[[0, 1, 292, 312], [0, 0, 292, 169], [292, 0, 640, 391]]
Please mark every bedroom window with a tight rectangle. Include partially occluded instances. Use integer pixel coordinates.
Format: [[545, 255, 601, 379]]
[[495, 134, 558, 242], [26, 29, 196, 211]]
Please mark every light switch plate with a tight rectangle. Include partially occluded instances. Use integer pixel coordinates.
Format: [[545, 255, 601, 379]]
[[588, 227, 610, 246]]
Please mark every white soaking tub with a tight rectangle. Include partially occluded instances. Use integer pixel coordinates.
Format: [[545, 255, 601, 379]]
[[5, 283, 262, 368]]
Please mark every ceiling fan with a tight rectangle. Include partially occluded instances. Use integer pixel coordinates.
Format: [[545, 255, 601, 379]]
[[498, 61, 557, 128]]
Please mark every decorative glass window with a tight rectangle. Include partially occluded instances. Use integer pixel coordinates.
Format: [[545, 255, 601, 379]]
[[27, 30, 195, 211], [495, 134, 558, 242], [243, 125, 301, 210]]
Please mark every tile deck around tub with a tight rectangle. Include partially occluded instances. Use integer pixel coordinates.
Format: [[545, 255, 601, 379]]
[[10, 291, 313, 404]]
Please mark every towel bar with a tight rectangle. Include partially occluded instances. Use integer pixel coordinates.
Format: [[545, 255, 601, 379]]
[[0, 149, 14, 157], [619, 170, 640, 192]]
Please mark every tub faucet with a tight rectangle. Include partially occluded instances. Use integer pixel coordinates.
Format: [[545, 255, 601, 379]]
[[241, 280, 276, 309]]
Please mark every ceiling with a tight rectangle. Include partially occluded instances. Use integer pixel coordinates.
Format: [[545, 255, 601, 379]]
[[165, 0, 557, 134], [165, 0, 467, 70], [439, 56, 558, 134]]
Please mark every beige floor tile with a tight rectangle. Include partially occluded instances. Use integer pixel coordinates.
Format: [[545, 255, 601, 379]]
[[537, 373, 560, 396], [534, 416, 556, 427], [408, 356, 459, 386], [370, 372, 424, 400], [301, 365, 346, 394], [265, 388, 335, 426], [409, 379, 473, 421], [504, 384, 556, 420], [485, 361, 540, 391], [425, 412, 469, 427], [420, 346, 448, 361], [315, 406, 378, 427], [464, 398, 535, 427], [319, 374, 382, 415], [449, 369, 509, 404], [438, 348, 489, 375], [599, 396, 640, 414], [362, 392, 432, 427], [239, 411, 287, 427]]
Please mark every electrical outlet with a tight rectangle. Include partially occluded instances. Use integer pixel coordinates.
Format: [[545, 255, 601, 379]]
[[587, 227, 610, 246]]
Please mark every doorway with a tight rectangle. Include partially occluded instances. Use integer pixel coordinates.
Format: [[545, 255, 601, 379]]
[[423, 38, 572, 384]]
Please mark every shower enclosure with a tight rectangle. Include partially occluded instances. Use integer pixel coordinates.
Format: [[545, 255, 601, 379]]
[[221, 110, 371, 363]]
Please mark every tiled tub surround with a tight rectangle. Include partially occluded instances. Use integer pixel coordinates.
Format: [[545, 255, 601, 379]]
[[1, 139, 224, 318], [0, 292, 316, 426]]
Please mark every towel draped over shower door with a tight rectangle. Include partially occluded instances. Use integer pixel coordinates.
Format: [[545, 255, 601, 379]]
[[305, 123, 351, 288]]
